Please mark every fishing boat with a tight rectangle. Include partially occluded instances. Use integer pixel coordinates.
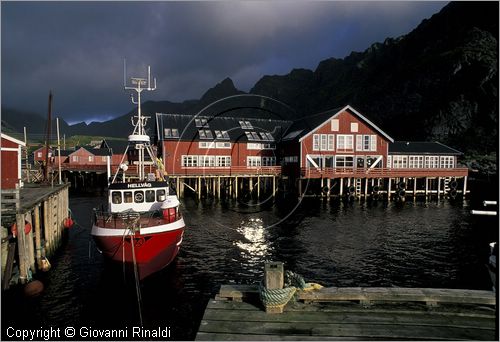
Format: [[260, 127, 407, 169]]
[[91, 66, 185, 280]]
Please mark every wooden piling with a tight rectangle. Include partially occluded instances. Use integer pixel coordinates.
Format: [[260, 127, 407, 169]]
[[34, 205, 42, 268], [16, 213, 28, 283]]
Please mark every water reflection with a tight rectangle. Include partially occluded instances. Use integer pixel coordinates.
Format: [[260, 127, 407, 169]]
[[234, 218, 272, 265]]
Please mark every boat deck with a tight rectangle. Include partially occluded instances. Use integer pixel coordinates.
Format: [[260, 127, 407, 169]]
[[196, 285, 497, 340]]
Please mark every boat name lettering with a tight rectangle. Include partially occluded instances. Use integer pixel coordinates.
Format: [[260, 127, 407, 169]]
[[127, 183, 152, 188]]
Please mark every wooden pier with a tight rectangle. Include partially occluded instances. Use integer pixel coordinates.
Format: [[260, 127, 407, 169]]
[[297, 174, 468, 201], [1, 183, 70, 289], [196, 285, 496, 340]]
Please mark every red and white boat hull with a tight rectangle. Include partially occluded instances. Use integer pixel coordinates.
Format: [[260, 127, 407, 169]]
[[91, 218, 185, 280]]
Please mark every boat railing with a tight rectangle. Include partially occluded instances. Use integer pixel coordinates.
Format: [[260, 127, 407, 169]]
[[93, 208, 182, 229]]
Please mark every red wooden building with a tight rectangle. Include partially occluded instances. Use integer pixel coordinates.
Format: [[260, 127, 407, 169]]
[[33, 146, 53, 164], [156, 113, 291, 176], [1, 133, 25, 189]]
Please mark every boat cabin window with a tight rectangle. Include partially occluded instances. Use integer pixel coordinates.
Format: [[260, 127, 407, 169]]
[[146, 190, 155, 202], [157, 189, 166, 201], [112, 191, 122, 204], [124, 191, 133, 203], [134, 191, 144, 203]]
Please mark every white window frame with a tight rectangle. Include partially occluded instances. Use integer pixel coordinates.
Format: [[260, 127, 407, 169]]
[[440, 156, 454, 168], [425, 156, 439, 168], [247, 156, 261, 167], [313, 134, 320, 151], [72, 155, 78, 162], [215, 142, 231, 149], [408, 155, 424, 168], [351, 122, 358, 132], [331, 119, 339, 131], [327, 134, 334, 151], [181, 155, 198, 167], [392, 155, 408, 168], [199, 141, 216, 149], [337, 135, 353, 151], [216, 156, 231, 167], [370, 135, 377, 151], [320, 134, 327, 151]]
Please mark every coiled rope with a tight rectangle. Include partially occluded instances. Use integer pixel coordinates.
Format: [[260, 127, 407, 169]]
[[259, 271, 323, 310]]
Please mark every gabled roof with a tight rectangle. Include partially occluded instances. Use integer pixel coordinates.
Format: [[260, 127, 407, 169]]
[[287, 105, 393, 143], [100, 139, 128, 154], [156, 113, 293, 143], [68, 146, 94, 156], [389, 141, 462, 155], [91, 148, 111, 156], [54, 149, 74, 157], [1, 133, 26, 146]]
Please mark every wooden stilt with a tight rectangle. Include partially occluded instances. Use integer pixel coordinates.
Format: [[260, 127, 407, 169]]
[[340, 178, 343, 196], [217, 176, 221, 200], [198, 177, 202, 200], [463, 176, 468, 197], [235, 177, 238, 199], [257, 176, 260, 198], [34, 205, 42, 269], [437, 177, 441, 200], [327, 178, 331, 201], [25, 212, 35, 273], [387, 178, 392, 200], [16, 213, 28, 283], [272, 176, 276, 197]]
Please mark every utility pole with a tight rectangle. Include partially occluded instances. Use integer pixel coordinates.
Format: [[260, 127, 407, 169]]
[[44, 91, 52, 182], [56, 117, 62, 184], [24, 127, 30, 182]]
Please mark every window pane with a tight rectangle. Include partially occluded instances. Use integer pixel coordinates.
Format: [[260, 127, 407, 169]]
[[124, 191, 133, 203], [157, 190, 166, 201], [112, 191, 122, 204], [146, 190, 155, 202]]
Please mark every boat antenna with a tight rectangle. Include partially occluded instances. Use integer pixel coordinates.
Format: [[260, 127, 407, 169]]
[[123, 63, 157, 180]]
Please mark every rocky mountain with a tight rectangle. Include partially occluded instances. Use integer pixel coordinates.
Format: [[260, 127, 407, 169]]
[[2, 2, 497, 169], [251, 1, 498, 157]]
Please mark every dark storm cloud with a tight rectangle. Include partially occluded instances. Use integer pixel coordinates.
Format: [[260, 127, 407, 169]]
[[1, 1, 447, 124]]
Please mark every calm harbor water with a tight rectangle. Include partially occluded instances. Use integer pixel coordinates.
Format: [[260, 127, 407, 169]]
[[2, 186, 497, 340]]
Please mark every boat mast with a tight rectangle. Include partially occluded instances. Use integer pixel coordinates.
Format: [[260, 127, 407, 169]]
[[124, 62, 157, 181]]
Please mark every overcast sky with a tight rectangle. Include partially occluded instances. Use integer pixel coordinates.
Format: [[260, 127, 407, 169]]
[[1, 1, 447, 124]]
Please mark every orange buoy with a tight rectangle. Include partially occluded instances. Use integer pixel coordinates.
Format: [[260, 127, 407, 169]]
[[63, 217, 74, 229], [10, 223, 17, 238], [24, 280, 44, 297], [24, 222, 32, 235], [9, 221, 31, 237]]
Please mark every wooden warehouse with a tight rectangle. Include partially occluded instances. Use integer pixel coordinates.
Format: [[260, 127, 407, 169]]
[[154, 105, 468, 200]]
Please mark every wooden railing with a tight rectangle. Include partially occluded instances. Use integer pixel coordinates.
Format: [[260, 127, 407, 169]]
[[168, 166, 282, 176], [301, 167, 469, 178]]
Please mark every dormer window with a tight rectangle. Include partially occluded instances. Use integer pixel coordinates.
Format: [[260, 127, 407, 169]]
[[214, 130, 229, 140], [198, 130, 213, 139], [239, 121, 253, 129], [195, 118, 208, 128]]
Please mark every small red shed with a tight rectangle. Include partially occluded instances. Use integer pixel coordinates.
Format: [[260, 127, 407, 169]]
[[1, 133, 26, 189]]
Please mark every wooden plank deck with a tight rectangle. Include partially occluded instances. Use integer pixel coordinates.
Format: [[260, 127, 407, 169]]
[[17, 183, 69, 214], [196, 286, 497, 340]]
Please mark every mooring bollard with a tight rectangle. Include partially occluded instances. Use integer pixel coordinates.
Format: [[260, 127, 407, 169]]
[[265, 261, 284, 289], [264, 261, 285, 313]]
